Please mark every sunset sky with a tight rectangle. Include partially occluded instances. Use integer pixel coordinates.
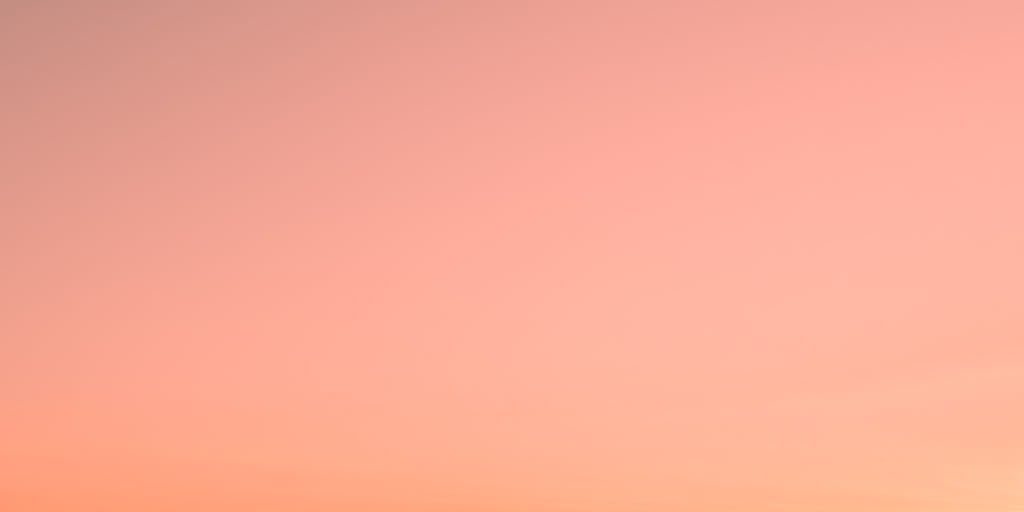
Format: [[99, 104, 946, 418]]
[[4, 3, 1024, 511]]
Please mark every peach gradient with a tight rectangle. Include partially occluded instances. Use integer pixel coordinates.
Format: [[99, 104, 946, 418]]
[[4, 3, 1024, 511]]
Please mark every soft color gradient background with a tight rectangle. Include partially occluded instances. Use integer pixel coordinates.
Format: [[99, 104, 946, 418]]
[[4, 2, 1024, 511]]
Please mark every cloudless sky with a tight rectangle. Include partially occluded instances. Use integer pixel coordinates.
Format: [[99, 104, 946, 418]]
[[4, 3, 1024, 511]]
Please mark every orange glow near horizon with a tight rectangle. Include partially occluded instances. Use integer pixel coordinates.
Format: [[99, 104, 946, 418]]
[[4, 3, 1024, 511]]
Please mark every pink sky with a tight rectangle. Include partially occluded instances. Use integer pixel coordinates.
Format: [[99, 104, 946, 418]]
[[4, 3, 1024, 511]]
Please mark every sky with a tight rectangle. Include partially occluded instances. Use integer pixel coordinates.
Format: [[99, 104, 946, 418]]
[[3, 2, 1024, 511]]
